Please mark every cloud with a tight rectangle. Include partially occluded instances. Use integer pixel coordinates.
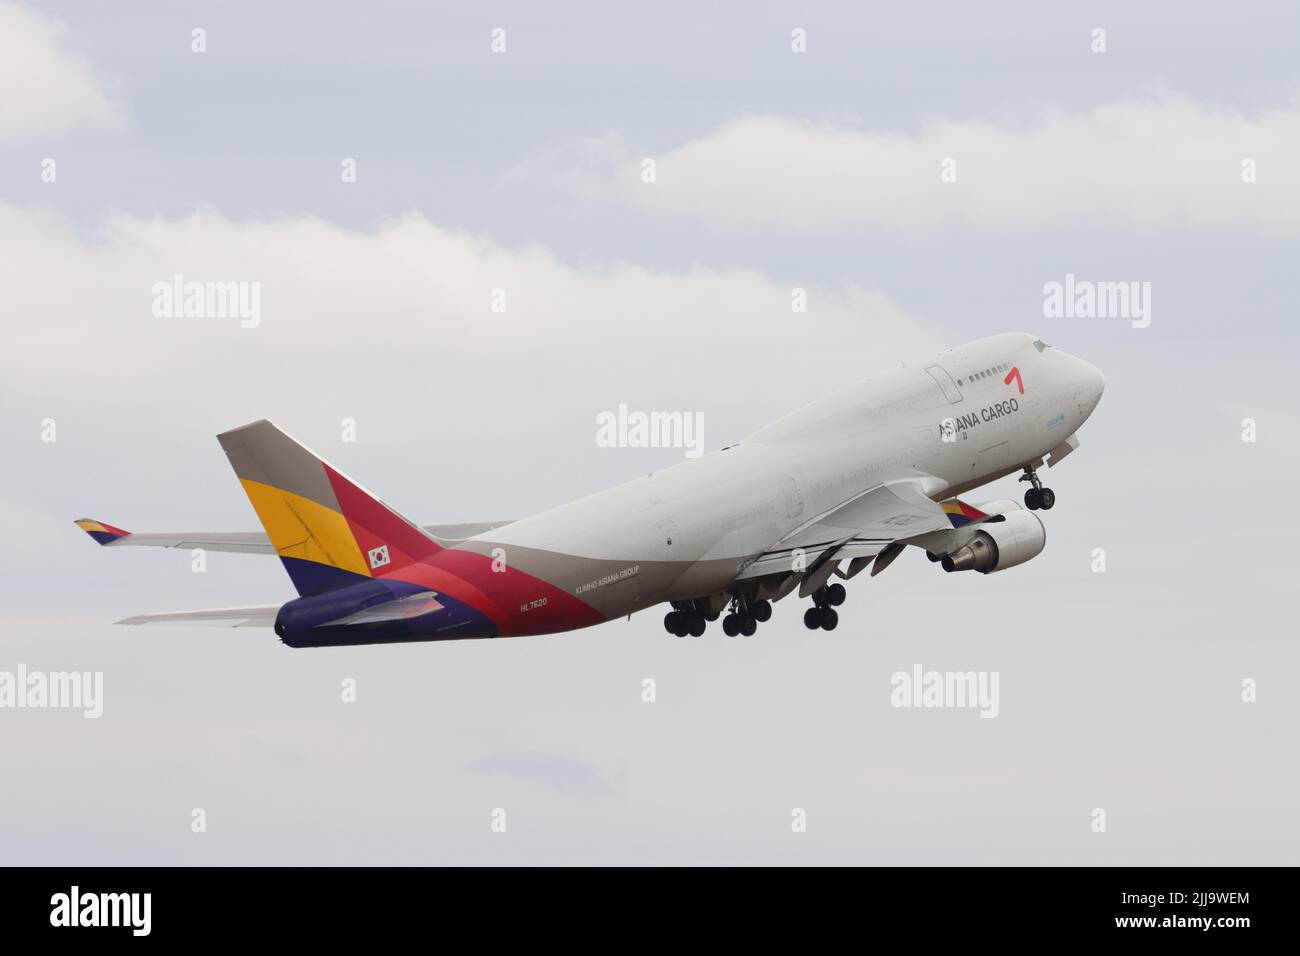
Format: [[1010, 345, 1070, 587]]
[[468, 750, 617, 796], [539, 93, 1300, 231], [0, 202, 937, 413], [0, 1, 123, 145], [498, 131, 631, 204]]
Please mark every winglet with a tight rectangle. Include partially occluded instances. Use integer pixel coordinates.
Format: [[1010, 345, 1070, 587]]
[[75, 518, 131, 545], [939, 499, 989, 528]]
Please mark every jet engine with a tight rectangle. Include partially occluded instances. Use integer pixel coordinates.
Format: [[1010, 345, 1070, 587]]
[[940, 499, 1046, 573]]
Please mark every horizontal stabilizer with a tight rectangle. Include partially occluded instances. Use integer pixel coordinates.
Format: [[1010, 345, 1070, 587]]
[[114, 590, 450, 630], [115, 605, 280, 627]]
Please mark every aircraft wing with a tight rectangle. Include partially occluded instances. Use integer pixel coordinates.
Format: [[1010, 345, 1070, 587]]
[[735, 480, 984, 581], [115, 590, 446, 629], [74, 518, 513, 554]]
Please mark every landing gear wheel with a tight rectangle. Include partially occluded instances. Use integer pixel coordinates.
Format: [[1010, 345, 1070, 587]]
[[664, 611, 681, 634], [704, 609, 720, 622], [825, 583, 846, 606], [804, 607, 823, 630], [752, 600, 772, 623], [1019, 464, 1050, 511], [820, 608, 839, 631], [688, 615, 706, 638], [722, 614, 740, 637], [739, 616, 757, 637]]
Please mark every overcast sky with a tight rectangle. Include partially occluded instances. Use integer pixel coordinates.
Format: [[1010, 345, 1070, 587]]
[[1, 0, 1297, 864]]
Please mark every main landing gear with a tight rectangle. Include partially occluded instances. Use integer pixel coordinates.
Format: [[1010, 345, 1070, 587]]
[[662, 608, 704, 638], [804, 582, 845, 631], [1018, 464, 1056, 511], [663, 596, 769, 638], [663, 598, 718, 638], [721, 595, 770, 637]]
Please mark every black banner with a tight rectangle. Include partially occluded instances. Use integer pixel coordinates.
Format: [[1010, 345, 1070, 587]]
[[0, 866, 1281, 942]]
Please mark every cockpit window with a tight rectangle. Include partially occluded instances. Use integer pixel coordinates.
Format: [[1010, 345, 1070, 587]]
[[1033, 339, 1049, 353]]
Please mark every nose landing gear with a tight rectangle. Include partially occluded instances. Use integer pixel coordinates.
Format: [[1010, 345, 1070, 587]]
[[1018, 464, 1056, 511]]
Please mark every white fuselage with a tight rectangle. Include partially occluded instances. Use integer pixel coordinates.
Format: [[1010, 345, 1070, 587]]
[[473, 332, 1104, 618]]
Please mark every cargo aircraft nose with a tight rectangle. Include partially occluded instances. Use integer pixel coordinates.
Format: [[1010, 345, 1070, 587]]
[[1074, 355, 1105, 417]]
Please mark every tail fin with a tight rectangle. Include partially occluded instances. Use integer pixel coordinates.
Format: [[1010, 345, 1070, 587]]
[[217, 420, 440, 596]]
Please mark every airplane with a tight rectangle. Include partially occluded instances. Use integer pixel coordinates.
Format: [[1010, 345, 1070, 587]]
[[77, 332, 1103, 647]]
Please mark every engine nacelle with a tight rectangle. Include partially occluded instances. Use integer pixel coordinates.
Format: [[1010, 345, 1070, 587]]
[[941, 502, 1046, 573]]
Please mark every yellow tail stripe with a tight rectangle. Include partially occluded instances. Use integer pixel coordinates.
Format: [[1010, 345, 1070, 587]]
[[238, 478, 370, 577]]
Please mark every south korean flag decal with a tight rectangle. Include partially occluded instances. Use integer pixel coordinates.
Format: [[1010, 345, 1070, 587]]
[[367, 545, 391, 570]]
